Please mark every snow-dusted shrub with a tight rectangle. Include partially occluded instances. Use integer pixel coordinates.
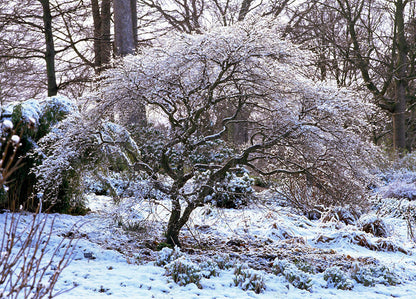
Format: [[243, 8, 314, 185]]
[[32, 113, 97, 213], [376, 164, 416, 200], [212, 253, 235, 270], [0, 96, 78, 211], [323, 267, 354, 290], [321, 206, 363, 225], [378, 174, 416, 200], [233, 264, 266, 294], [351, 264, 399, 286], [209, 171, 254, 209], [278, 174, 370, 218], [155, 247, 184, 266], [272, 259, 312, 290], [292, 259, 316, 274], [359, 215, 389, 237], [112, 197, 147, 232], [164, 256, 202, 288], [199, 260, 220, 279], [32, 110, 141, 213], [373, 197, 416, 219]]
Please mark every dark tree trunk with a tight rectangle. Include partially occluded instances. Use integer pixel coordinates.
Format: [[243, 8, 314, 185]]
[[91, 0, 102, 69], [39, 0, 58, 96], [393, 0, 408, 151], [92, 0, 111, 73], [238, 0, 254, 21], [100, 0, 112, 65], [114, 0, 136, 56]]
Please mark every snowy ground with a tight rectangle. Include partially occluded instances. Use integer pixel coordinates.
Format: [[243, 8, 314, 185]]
[[2, 192, 416, 298]]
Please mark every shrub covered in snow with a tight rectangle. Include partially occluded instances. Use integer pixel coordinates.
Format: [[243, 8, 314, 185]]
[[212, 253, 235, 270], [377, 171, 416, 200], [321, 205, 363, 225], [158, 248, 221, 288], [272, 259, 312, 290], [0, 96, 79, 211], [233, 263, 266, 294], [32, 107, 141, 213], [205, 170, 254, 209], [165, 256, 203, 288], [358, 215, 389, 237], [323, 267, 354, 290], [155, 247, 184, 266], [351, 264, 400, 286]]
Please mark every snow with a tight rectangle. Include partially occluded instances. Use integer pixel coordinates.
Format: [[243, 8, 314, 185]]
[[1, 119, 13, 131], [2, 192, 416, 298]]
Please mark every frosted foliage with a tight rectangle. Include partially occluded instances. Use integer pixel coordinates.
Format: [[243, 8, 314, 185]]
[[32, 113, 96, 205], [378, 170, 416, 200], [97, 17, 378, 243], [4, 96, 77, 126]]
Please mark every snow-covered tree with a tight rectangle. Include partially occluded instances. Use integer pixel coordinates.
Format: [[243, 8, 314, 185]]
[[96, 17, 377, 246]]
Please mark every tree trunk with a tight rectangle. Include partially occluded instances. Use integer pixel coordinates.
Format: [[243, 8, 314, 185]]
[[92, 0, 111, 73], [91, 0, 102, 70], [165, 196, 182, 246], [165, 203, 195, 247], [100, 0, 111, 65], [39, 0, 58, 96], [114, 0, 136, 56], [393, 0, 409, 151]]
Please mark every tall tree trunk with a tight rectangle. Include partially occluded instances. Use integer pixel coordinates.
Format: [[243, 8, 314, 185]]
[[114, 0, 136, 56], [92, 0, 111, 73], [39, 0, 58, 96], [91, 0, 102, 70], [101, 0, 112, 65], [393, 0, 408, 151]]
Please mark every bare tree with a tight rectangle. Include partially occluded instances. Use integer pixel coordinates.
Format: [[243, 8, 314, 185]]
[[285, 0, 416, 151], [0, 0, 96, 101]]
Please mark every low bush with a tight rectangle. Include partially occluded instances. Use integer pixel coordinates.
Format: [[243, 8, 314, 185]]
[[272, 259, 312, 290], [351, 264, 400, 286], [202, 170, 254, 209], [165, 256, 203, 288], [233, 264, 266, 294], [323, 267, 354, 290], [155, 247, 184, 266], [359, 215, 389, 237]]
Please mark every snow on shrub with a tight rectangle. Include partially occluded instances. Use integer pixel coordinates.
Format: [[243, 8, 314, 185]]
[[165, 256, 203, 288], [358, 215, 389, 237], [321, 205, 363, 225], [0, 96, 81, 212], [323, 266, 354, 290], [233, 263, 266, 294], [351, 264, 400, 286], [211, 253, 235, 270], [377, 170, 416, 200], [272, 259, 312, 290], [112, 197, 147, 232], [315, 228, 407, 254], [200, 170, 254, 209], [155, 247, 184, 266], [157, 248, 221, 288]]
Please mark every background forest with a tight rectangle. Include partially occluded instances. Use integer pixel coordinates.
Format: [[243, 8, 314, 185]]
[[1, 0, 416, 298]]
